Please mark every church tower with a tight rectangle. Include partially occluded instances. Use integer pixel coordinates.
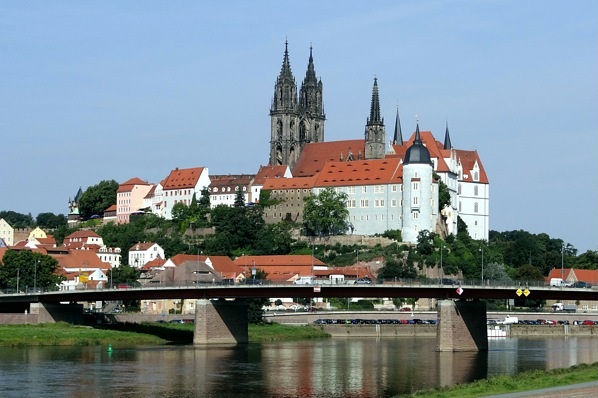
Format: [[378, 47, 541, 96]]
[[269, 42, 324, 169], [270, 41, 299, 167], [298, 46, 325, 147], [364, 78, 386, 159]]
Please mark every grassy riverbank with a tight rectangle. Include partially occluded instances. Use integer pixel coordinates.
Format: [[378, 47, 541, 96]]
[[0, 322, 168, 346], [407, 362, 598, 397], [0, 322, 329, 346]]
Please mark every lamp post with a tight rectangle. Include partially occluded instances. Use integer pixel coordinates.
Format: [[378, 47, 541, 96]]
[[355, 249, 359, 279], [34, 260, 38, 292], [480, 248, 484, 286], [440, 245, 444, 284], [16, 267, 20, 293], [561, 244, 565, 280]]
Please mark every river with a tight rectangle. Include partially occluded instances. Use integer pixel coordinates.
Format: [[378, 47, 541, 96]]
[[0, 336, 597, 398]]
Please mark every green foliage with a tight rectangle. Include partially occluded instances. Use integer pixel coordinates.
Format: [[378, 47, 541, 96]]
[[381, 229, 402, 241], [234, 187, 245, 207], [110, 264, 141, 287], [303, 188, 349, 236], [78, 180, 119, 219], [435, 174, 451, 211], [0, 211, 34, 228], [0, 250, 64, 290], [35, 212, 67, 229], [254, 222, 294, 255]]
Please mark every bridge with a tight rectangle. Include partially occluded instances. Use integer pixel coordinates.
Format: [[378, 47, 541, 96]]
[[1, 282, 596, 351]]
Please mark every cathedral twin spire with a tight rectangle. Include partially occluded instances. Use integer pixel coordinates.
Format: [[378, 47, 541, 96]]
[[269, 41, 325, 169]]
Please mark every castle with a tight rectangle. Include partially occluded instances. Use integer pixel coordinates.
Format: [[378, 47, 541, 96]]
[[264, 42, 489, 242]]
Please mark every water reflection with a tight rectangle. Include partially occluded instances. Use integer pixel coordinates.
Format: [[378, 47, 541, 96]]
[[0, 337, 597, 398]]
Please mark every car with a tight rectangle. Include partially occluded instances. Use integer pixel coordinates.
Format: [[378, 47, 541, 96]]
[[399, 307, 412, 312], [217, 279, 235, 285], [245, 279, 263, 285], [440, 278, 457, 285], [581, 320, 595, 326], [170, 319, 185, 324], [355, 277, 372, 284], [570, 281, 592, 288]]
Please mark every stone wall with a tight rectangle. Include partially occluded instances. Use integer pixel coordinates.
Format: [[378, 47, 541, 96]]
[[193, 299, 248, 344], [436, 300, 487, 352], [316, 324, 436, 337]]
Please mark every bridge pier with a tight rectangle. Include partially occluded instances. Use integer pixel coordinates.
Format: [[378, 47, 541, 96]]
[[436, 299, 488, 352], [193, 299, 248, 345]]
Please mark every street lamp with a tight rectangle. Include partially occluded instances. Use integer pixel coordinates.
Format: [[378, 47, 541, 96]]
[[16, 267, 20, 293], [355, 249, 359, 279], [561, 244, 565, 280], [34, 260, 38, 292], [440, 245, 444, 284], [480, 248, 484, 286]]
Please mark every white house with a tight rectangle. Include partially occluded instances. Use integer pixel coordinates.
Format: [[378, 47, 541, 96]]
[[129, 242, 165, 268], [161, 167, 210, 219]]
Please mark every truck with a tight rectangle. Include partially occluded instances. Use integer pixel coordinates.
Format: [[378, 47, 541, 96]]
[[501, 315, 518, 325], [552, 303, 577, 313], [549, 278, 571, 287], [293, 276, 315, 285]]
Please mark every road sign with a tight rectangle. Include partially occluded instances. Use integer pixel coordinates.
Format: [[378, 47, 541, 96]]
[[313, 286, 321, 293], [516, 288, 523, 296], [80, 273, 89, 283], [456, 287, 464, 295], [523, 289, 530, 297]]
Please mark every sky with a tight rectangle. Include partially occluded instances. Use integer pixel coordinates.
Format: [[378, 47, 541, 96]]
[[0, 1, 596, 253]]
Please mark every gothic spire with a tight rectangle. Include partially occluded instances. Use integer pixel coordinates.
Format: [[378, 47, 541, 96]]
[[393, 106, 403, 145], [443, 121, 452, 149], [367, 78, 383, 125], [279, 40, 293, 80], [304, 45, 317, 83], [271, 40, 298, 113]]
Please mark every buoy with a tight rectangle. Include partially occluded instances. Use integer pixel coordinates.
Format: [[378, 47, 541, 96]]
[[107, 344, 113, 353]]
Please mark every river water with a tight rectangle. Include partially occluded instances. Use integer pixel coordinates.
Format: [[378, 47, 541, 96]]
[[0, 336, 597, 398]]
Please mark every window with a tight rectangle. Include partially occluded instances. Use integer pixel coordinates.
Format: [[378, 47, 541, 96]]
[[413, 182, 419, 191], [458, 184, 462, 195], [391, 199, 397, 207], [362, 186, 368, 193], [413, 196, 419, 206], [459, 201, 462, 212], [413, 212, 419, 219], [474, 202, 479, 213], [375, 185, 384, 193], [360, 199, 369, 208], [391, 185, 397, 192], [474, 186, 479, 196], [347, 200, 356, 208], [474, 172, 479, 181], [348, 186, 356, 194]]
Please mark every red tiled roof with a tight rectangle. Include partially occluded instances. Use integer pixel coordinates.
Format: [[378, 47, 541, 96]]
[[51, 250, 112, 270], [293, 140, 365, 177], [206, 256, 244, 275], [105, 204, 117, 212], [162, 167, 205, 190], [233, 255, 325, 268], [129, 242, 157, 251], [455, 149, 489, 184], [65, 230, 101, 239], [253, 165, 291, 185], [262, 175, 319, 190], [314, 158, 403, 187], [117, 177, 151, 193], [143, 256, 166, 270]]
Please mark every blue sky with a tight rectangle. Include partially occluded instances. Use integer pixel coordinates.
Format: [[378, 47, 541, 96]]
[[0, 1, 596, 253]]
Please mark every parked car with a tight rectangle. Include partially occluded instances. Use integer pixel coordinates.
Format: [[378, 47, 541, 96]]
[[581, 320, 595, 326], [245, 279, 263, 285], [354, 277, 372, 284], [570, 281, 592, 288]]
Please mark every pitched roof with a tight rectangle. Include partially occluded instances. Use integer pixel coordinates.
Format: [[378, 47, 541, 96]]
[[52, 250, 112, 270], [209, 174, 254, 190], [162, 167, 205, 190], [204, 255, 244, 275], [262, 175, 319, 190], [314, 158, 403, 187], [130, 242, 158, 251], [117, 177, 151, 193], [233, 255, 325, 268], [455, 149, 489, 184], [65, 230, 102, 239], [292, 140, 365, 177], [390, 130, 451, 172], [253, 165, 291, 185]]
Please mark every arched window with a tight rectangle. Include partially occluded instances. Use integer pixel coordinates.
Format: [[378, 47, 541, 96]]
[[459, 201, 462, 212], [458, 184, 462, 195], [474, 202, 479, 213], [474, 172, 479, 181], [474, 186, 478, 196]]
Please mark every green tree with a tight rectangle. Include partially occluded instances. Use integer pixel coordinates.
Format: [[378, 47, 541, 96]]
[[0, 250, 63, 291], [36, 212, 67, 229], [0, 211, 34, 228], [303, 188, 349, 236], [234, 186, 245, 207], [78, 180, 119, 219], [254, 222, 294, 255], [435, 174, 451, 211], [111, 264, 141, 288]]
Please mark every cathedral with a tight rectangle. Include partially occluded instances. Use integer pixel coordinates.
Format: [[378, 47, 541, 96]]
[[265, 43, 489, 242]]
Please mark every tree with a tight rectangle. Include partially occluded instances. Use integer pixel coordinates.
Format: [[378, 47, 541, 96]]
[[111, 264, 141, 287], [435, 174, 451, 211], [0, 211, 34, 228], [234, 186, 245, 207], [78, 180, 119, 219], [36, 212, 67, 229], [0, 250, 63, 291], [303, 188, 349, 236]]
